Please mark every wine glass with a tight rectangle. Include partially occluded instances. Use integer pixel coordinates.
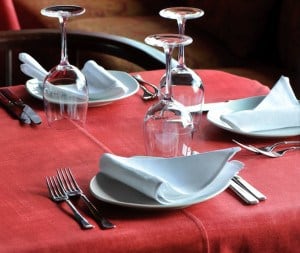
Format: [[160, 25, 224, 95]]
[[41, 5, 88, 129], [159, 7, 205, 132], [144, 34, 194, 157]]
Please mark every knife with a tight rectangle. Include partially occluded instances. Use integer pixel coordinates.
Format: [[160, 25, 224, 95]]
[[0, 91, 31, 124], [0, 89, 42, 125], [229, 180, 259, 205], [233, 175, 267, 201]]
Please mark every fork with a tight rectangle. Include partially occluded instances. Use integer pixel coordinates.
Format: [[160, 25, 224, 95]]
[[233, 139, 300, 153], [46, 176, 94, 229], [57, 168, 116, 229], [248, 146, 300, 158]]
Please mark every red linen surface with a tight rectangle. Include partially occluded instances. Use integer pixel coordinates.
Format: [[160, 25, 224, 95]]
[[0, 0, 20, 30], [0, 70, 299, 253]]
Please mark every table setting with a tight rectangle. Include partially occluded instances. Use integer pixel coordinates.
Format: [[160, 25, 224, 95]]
[[0, 4, 300, 253]]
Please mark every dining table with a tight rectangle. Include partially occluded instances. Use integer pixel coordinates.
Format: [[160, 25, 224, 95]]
[[0, 69, 299, 253]]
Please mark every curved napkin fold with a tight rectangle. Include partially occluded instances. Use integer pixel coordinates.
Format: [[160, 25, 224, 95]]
[[82, 60, 128, 100], [99, 147, 243, 204], [221, 76, 300, 132]]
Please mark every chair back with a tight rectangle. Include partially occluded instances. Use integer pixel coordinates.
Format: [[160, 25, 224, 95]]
[[0, 29, 167, 86]]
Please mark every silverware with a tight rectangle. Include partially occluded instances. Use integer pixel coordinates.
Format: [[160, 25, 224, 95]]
[[248, 146, 300, 158], [132, 74, 158, 101], [229, 180, 259, 205], [0, 91, 31, 124], [233, 139, 300, 153], [139, 84, 158, 101], [233, 175, 266, 201], [191, 150, 262, 204], [46, 175, 94, 229], [0, 88, 41, 124], [57, 168, 116, 229]]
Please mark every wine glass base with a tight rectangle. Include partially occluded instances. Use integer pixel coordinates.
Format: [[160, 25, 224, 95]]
[[159, 7, 204, 20]]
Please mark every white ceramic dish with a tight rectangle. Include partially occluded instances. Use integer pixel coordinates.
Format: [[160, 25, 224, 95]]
[[89, 166, 234, 209], [25, 70, 139, 107], [207, 96, 300, 137]]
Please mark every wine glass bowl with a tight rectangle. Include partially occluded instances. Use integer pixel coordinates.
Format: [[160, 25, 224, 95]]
[[144, 34, 194, 157], [41, 5, 88, 129]]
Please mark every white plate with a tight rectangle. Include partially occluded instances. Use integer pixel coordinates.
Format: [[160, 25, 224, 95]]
[[25, 70, 139, 107], [89, 167, 233, 210], [207, 96, 300, 137]]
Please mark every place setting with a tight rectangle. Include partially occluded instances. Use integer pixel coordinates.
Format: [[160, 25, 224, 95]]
[[23, 57, 139, 107], [32, 3, 296, 217], [89, 28, 267, 209], [20, 4, 139, 118], [207, 75, 300, 138]]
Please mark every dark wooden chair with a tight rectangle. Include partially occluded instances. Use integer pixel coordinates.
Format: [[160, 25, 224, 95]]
[[0, 29, 168, 86]]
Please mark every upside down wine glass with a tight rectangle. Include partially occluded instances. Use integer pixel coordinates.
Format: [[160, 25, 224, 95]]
[[144, 34, 194, 157], [41, 5, 88, 129], [159, 7, 205, 132]]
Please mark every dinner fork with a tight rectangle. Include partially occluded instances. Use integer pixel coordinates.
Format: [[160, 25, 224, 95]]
[[248, 146, 300, 158], [46, 176, 94, 229], [57, 168, 116, 229], [232, 139, 300, 153]]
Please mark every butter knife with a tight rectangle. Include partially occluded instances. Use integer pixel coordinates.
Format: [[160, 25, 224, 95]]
[[0, 89, 42, 125], [233, 175, 267, 201], [229, 180, 259, 205]]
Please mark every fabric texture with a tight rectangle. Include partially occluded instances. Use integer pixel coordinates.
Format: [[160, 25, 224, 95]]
[[1, 70, 299, 253]]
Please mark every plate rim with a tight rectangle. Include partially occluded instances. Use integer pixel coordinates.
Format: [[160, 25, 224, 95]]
[[89, 171, 231, 210], [25, 70, 139, 107]]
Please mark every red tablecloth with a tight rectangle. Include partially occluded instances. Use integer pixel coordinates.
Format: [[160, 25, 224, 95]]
[[0, 70, 299, 253]]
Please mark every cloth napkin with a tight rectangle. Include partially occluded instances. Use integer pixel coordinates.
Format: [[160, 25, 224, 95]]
[[81, 60, 128, 100], [19, 53, 128, 100], [221, 76, 300, 132], [99, 147, 243, 204]]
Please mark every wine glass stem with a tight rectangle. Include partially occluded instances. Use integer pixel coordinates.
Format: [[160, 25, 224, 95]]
[[59, 16, 69, 65], [163, 45, 174, 101], [177, 18, 186, 67]]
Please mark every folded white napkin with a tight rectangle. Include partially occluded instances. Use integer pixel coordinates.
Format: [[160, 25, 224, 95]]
[[99, 148, 243, 204], [81, 60, 128, 100], [19, 53, 128, 100], [221, 76, 300, 132]]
